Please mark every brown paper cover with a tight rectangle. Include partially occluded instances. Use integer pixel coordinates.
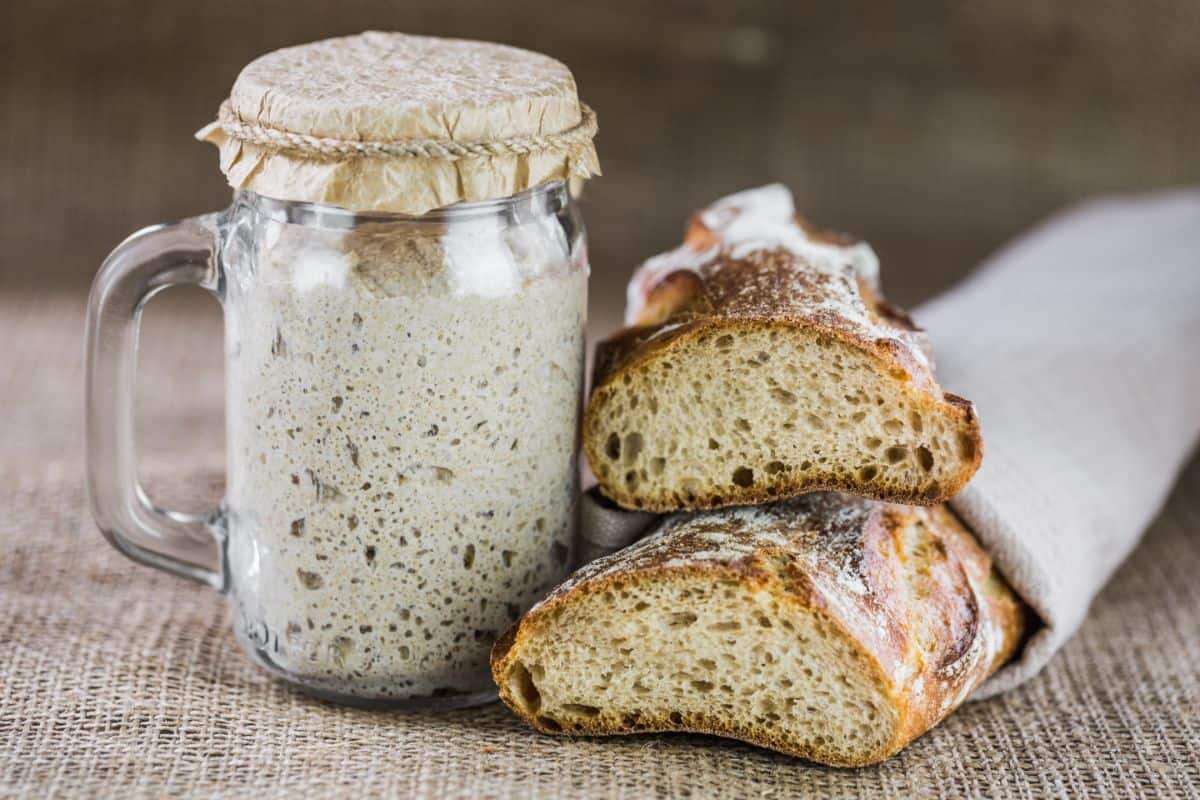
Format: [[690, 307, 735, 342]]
[[197, 32, 599, 214]]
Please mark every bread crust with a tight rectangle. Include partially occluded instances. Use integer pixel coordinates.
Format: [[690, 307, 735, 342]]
[[492, 494, 1027, 767], [585, 188, 983, 512]]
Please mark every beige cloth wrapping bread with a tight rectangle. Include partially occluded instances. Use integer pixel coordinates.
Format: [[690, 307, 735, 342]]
[[579, 188, 1200, 697]]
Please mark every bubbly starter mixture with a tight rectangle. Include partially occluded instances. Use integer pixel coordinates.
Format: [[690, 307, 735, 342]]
[[223, 213, 585, 702]]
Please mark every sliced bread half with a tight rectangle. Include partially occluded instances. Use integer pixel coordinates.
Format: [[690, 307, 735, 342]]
[[584, 184, 982, 511], [491, 493, 1026, 767]]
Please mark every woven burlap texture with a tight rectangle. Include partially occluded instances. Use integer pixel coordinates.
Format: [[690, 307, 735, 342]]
[[1, 292, 1197, 798]]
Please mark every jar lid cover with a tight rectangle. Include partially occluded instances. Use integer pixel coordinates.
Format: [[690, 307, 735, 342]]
[[197, 32, 599, 214]]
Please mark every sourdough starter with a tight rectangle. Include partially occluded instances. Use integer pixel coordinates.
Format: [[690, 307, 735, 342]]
[[223, 214, 585, 702]]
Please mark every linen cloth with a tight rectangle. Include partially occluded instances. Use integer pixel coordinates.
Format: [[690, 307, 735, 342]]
[[580, 189, 1200, 697]]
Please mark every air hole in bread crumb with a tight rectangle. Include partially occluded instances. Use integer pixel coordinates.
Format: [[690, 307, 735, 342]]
[[800, 460, 813, 470], [691, 681, 715, 692], [770, 387, 797, 404], [911, 411, 924, 433], [864, 437, 882, 450], [634, 601, 650, 611], [766, 461, 786, 474], [536, 716, 562, 732], [669, 711, 684, 725], [735, 418, 752, 432], [883, 419, 903, 434], [884, 446, 908, 464], [859, 465, 879, 481], [699, 659, 717, 671], [917, 446, 934, 471], [649, 457, 666, 476], [562, 703, 600, 718], [732, 467, 755, 487], [625, 471, 640, 490], [669, 611, 698, 627], [605, 433, 620, 460], [806, 414, 825, 430], [708, 438, 720, 450], [508, 662, 541, 713], [715, 335, 733, 349], [623, 432, 644, 464], [851, 411, 866, 422]]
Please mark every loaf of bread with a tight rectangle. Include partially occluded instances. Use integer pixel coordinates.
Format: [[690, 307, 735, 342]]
[[492, 493, 1026, 766], [583, 185, 983, 512]]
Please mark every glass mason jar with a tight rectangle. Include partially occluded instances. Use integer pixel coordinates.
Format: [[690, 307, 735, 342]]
[[86, 181, 587, 708]]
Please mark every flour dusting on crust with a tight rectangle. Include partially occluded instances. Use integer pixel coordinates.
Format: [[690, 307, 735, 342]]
[[622, 185, 927, 373], [532, 494, 885, 619]]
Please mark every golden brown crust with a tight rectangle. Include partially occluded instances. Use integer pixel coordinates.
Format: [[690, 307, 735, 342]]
[[491, 494, 1027, 767], [622, 240, 935, 393], [585, 190, 983, 512]]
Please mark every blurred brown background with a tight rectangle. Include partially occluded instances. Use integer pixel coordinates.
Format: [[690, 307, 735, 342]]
[[2, 0, 1198, 333]]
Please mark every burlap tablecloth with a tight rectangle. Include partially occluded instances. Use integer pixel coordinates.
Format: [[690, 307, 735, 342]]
[[2, 290, 1198, 799]]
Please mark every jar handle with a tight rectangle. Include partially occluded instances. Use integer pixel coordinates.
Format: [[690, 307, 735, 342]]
[[85, 214, 227, 590]]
